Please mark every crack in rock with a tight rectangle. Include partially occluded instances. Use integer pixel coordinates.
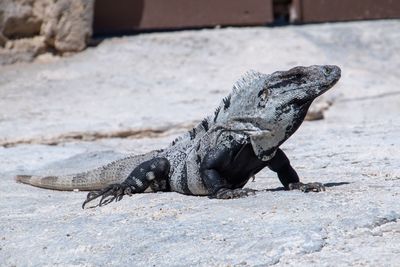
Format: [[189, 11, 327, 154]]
[[0, 123, 195, 148], [1, 101, 331, 148], [342, 90, 400, 102], [368, 214, 399, 230]]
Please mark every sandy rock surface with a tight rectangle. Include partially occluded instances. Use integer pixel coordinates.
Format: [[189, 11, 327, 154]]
[[0, 20, 400, 266]]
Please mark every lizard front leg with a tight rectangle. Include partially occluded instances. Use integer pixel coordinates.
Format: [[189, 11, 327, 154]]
[[267, 148, 325, 192], [82, 157, 170, 208], [200, 146, 256, 199]]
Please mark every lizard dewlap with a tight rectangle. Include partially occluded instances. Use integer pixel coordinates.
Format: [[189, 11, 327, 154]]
[[15, 65, 341, 208]]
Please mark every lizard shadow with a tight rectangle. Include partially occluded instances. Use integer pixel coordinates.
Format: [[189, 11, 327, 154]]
[[260, 182, 351, 192]]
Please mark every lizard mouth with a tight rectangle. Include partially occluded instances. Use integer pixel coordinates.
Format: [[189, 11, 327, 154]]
[[289, 83, 333, 107]]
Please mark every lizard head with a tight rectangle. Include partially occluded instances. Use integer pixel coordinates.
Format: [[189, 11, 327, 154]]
[[266, 65, 341, 108], [217, 65, 341, 160]]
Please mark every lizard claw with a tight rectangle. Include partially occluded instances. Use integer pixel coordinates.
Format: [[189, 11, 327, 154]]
[[82, 183, 128, 209], [288, 182, 325, 192], [212, 188, 257, 199]]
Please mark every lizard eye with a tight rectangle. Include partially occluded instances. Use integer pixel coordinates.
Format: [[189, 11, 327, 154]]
[[323, 67, 332, 76]]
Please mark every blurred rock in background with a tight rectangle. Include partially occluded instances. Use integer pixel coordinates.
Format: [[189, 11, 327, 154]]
[[0, 0, 94, 65]]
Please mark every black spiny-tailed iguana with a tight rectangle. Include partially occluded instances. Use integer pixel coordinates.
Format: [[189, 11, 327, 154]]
[[16, 65, 341, 208]]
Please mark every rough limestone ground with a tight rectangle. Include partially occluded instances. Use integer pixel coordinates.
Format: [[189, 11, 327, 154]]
[[0, 20, 399, 266]]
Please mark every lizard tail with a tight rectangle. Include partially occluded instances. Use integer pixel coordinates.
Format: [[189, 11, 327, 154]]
[[15, 150, 162, 191], [15, 174, 112, 191]]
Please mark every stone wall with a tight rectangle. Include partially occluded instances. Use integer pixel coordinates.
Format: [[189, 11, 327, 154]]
[[0, 0, 94, 65]]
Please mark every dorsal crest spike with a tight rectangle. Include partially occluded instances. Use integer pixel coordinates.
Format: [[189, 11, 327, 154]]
[[201, 118, 209, 131], [232, 69, 265, 94], [213, 106, 221, 122], [222, 94, 231, 110]]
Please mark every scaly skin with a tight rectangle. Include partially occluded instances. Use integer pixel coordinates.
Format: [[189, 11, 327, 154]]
[[16, 65, 341, 208]]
